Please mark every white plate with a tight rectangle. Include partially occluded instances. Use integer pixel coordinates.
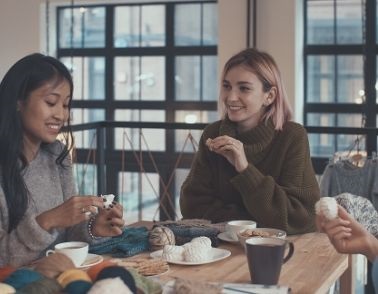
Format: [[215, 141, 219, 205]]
[[78, 253, 103, 268], [217, 232, 239, 243], [150, 248, 231, 265]]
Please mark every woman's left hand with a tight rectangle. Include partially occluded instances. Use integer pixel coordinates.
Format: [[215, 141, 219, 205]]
[[92, 201, 125, 237], [206, 135, 248, 173]]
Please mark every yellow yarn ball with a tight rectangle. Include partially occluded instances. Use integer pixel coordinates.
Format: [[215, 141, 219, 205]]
[[57, 269, 91, 288]]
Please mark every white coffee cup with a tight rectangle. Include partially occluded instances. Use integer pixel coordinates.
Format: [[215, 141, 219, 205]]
[[46, 241, 89, 267], [225, 220, 257, 241]]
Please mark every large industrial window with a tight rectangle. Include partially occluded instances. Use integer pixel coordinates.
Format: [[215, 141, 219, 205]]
[[56, 1, 218, 222], [304, 0, 378, 173]]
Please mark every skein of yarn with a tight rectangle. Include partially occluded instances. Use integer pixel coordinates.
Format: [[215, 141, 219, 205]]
[[3, 268, 43, 290], [0, 266, 16, 282], [17, 277, 62, 294], [64, 280, 93, 294], [0, 282, 15, 294], [96, 266, 136, 294], [87, 260, 116, 281], [57, 269, 92, 288], [148, 226, 175, 251], [88, 277, 132, 294]]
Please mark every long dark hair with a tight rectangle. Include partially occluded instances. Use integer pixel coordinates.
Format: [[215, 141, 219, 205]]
[[0, 53, 74, 232]]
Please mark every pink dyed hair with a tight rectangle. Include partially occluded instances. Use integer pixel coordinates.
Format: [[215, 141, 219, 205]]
[[220, 48, 292, 130]]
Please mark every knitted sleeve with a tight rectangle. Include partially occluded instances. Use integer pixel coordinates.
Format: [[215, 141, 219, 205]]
[[180, 124, 251, 221], [56, 149, 98, 244], [230, 125, 320, 234]]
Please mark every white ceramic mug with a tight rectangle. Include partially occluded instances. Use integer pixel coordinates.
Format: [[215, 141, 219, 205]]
[[46, 241, 88, 267], [225, 220, 257, 241]]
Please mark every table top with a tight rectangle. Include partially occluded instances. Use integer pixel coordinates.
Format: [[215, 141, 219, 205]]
[[128, 222, 349, 294]]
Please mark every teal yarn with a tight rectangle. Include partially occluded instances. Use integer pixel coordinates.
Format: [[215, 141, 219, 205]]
[[64, 280, 93, 294], [17, 277, 62, 294], [3, 268, 42, 290]]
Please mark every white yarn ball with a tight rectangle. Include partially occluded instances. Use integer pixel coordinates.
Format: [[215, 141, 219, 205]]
[[162, 245, 184, 261], [190, 236, 212, 248], [315, 197, 338, 220], [183, 243, 211, 262]]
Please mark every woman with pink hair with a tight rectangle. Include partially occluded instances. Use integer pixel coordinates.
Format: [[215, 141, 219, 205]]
[[180, 48, 320, 235]]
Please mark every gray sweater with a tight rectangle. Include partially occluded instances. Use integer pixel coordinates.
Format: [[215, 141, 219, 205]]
[[0, 141, 93, 267]]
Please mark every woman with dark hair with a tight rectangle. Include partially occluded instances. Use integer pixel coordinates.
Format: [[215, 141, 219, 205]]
[[0, 53, 124, 267], [180, 48, 320, 234]]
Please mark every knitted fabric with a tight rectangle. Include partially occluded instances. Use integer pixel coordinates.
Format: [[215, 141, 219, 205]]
[[180, 118, 320, 235], [334, 193, 378, 238], [0, 140, 95, 267], [154, 219, 221, 247], [89, 227, 149, 257], [320, 159, 378, 210]]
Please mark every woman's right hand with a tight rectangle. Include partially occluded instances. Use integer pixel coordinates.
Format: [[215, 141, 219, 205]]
[[317, 205, 378, 261], [36, 195, 105, 231]]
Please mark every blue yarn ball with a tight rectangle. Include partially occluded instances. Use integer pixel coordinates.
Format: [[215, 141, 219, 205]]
[[96, 266, 136, 293], [4, 268, 43, 290], [64, 280, 93, 294]]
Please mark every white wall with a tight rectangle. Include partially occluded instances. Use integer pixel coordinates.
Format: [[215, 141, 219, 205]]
[[0, 0, 301, 119], [0, 0, 43, 79]]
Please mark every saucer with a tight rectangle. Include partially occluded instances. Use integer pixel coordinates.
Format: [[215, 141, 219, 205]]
[[217, 232, 239, 243], [78, 253, 103, 268]]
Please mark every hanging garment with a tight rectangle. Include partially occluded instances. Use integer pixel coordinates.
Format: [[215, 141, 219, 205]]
[[320, 158, 378, 210]]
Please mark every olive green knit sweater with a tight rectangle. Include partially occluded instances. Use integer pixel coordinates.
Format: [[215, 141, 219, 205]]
[[180, 118, 320, 235]]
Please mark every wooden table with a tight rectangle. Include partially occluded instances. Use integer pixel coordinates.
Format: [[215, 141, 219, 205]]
[[128, 222, 350, 294]]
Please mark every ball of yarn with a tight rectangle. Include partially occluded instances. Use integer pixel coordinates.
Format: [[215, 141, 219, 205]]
[[3, 268, 43, 290], [64, 280, 93, 294], [315, 197, 338, 220], [57, 269, 91, 288], [87, 260, 116, 282], [148, 226, 175, 251], [34, 252, 75, 279], [96, 266, 136, 293], [0, 266, 16, 282], [0, 282, 15, 293], [88, 277, 132, 294], [17, 277, 62, 294]]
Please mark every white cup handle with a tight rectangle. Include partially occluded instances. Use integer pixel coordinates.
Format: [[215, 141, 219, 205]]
[[46, 249, 55, 256]]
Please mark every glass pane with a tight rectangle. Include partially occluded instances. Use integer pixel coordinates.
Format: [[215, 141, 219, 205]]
[[59, 7, 105, 48], [337, 55, 364, 103], [202, 56, 218, 101], [203, 3, 218, 45], [307, 55, 335, 102], [114, 6, 139, 47], [307, 113, 363, 127], [114, 110, 165, 151], [118, 172, 159, 224], [174, 110, 217, 152], [175, 4, 201, 46], [61, 57, 105, 100], [175, 168, 190, 219], [73, 163, 97, 195], [175, 56, 200, 101], [114, 5, 165, 47], [307, 55, 363, 103], [114, 56, 165, 101], [336, 0, 363, 44], [141, 5, 165, 46], [307, 0, 334, 44], [307, 113, 336, 127], [309, 134, 365, 157], [71, 108, 105, 148]]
